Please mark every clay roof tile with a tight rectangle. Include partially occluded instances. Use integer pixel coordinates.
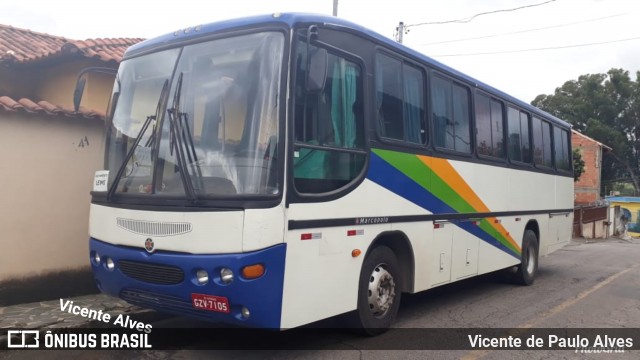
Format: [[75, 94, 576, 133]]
[[0, 24, 143, 120], [0, 24, 143, 64], [0, 95, 104, 120]]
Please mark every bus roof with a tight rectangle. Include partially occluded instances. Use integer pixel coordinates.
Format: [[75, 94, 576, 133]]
[[125, 12, 571, 129]]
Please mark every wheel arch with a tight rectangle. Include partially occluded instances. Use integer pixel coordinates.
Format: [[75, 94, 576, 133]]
[[365, 230, 415, 293], [524, 220, 540, 248]]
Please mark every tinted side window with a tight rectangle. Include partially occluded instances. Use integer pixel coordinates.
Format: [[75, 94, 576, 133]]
[[554, 127, 571, 170], [507, 107, 522, 161], [542, 121, 553, 167], [532, 116, 553, 167], [376, 54, 403, 140], [403, 65, 426, 144], [475, 93, 505, 158], [520, 111, 531, 163], [432, 74, 470, 153], [376, 54, 426, 144], [507, 107, 531, 163], [452, 84, 471, 152]]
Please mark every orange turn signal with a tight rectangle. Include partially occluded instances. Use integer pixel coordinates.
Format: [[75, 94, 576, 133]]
[[241, 264, 265, 279], [351, 249, 362, 258]]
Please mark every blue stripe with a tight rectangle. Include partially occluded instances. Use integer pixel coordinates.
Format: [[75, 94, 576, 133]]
[[368, 153, 519, 259]]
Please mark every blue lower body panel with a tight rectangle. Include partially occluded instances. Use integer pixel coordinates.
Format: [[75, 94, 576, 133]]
[[90, 238, 286, 328]]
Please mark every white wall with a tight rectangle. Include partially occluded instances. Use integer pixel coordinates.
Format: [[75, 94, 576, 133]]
[[0, 112, 104, 280]]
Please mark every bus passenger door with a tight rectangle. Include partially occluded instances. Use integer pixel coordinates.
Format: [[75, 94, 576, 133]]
[[430, 221, 452, 286], [282, 26, 376, 329], [451, 221, 479, 280]]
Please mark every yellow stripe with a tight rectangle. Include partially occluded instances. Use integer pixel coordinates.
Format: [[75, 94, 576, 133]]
[[421, 156, 521, 252]]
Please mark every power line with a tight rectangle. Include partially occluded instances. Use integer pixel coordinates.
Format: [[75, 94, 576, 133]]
[[406, 0, 557, 28], [417, 13, 625, 46], [430, 36, 640, 57]]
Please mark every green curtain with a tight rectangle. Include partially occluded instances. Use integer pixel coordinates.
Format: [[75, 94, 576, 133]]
[[432, 78, 449, 148], [331, 60, 357, 148], [404, 75, 422, 143]]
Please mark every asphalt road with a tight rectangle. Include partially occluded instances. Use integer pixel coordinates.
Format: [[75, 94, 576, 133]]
[[5, 237, 640, 359]]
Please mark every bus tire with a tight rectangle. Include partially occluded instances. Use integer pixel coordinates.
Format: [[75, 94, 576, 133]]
[[515, 230, 538, 285], [352, 245, 402, 336]]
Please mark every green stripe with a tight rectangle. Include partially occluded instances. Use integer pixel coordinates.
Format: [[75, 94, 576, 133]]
[[373, 149, 476, 213], [373, 148, 519, 255]]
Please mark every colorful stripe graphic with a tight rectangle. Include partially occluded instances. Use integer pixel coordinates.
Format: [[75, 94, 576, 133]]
[[368, 148, 521, 259]]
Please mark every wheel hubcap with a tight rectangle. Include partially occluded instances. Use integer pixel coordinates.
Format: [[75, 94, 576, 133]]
[[526, 247, 535, 274], [367, 263, 396, 318]]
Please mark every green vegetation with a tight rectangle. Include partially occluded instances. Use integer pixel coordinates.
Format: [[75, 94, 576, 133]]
[[572, 148, 585, 182], [532, 69, 640, 194]]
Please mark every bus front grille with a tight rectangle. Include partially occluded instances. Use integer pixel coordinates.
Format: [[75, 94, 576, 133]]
[[116, 218, 192, 237], [118, 260, 184, 285]]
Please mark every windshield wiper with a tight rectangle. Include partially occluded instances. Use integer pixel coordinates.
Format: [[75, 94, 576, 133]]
[[166, 72, 204, 202], [107, 79, 169, 199]]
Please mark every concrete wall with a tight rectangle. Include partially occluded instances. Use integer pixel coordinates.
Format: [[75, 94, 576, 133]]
[[608, 206, 617, 237], [0, 58, 116, 304], [0, 112, 104, 281], [581, 220, 607, 239], [573, 132, 604, 204]]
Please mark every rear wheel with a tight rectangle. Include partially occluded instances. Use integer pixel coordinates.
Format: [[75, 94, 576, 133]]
[[351, 246, 402, 336], [515, 230, 539, 285]]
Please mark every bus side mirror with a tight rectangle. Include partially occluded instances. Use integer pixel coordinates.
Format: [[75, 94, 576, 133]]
[[73, 67, 118, 112], [306, 47, 328, 92]]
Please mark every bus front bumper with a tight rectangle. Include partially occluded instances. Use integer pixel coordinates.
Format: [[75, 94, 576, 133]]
[[89, 238, 286, 328]]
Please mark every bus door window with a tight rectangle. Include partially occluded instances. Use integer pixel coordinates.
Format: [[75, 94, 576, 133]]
[[293, 40, 366, 194]]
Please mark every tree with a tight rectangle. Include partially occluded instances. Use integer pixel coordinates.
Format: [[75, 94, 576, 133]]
[[531, 69, 640, 194], [573, 148, 585, 182]]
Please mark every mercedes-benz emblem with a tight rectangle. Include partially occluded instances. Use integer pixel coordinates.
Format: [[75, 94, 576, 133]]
[[144, 238, 155, 253]]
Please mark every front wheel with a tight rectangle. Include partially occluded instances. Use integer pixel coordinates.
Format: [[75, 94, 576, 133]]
[[351, 246, 402, 336], [515, 230, 539, 285]]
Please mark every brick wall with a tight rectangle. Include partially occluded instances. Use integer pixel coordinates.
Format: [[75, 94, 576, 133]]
[[573, 132, 603, 204]]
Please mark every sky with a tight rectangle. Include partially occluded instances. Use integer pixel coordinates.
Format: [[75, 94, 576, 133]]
[[2, 0, 639, 103]]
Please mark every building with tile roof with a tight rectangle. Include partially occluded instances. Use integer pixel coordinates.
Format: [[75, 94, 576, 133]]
[[0, 24, 142, 118], [0, 24, 142, 303]]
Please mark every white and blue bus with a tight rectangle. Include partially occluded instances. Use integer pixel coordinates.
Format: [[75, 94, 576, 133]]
[[85, 13, 573, 334]]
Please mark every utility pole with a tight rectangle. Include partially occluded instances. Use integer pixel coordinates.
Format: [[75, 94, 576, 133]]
[[333, 0, 338, 16], [396, 22, 405, 43]]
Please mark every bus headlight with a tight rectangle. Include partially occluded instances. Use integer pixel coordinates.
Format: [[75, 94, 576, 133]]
[[196, 269, 209, 285], [105, 257, 115, 271], [93, 252, 101, 265], [220, 268, 234, 284]]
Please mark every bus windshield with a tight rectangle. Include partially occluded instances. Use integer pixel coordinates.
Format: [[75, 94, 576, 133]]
[[105, 31, 284, 199]]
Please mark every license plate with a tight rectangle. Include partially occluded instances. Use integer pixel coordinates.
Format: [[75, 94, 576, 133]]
[[191, 293, 230, 313]]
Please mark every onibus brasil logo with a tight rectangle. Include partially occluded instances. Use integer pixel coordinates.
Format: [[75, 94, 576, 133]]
[[5, 299, 153, 349]]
